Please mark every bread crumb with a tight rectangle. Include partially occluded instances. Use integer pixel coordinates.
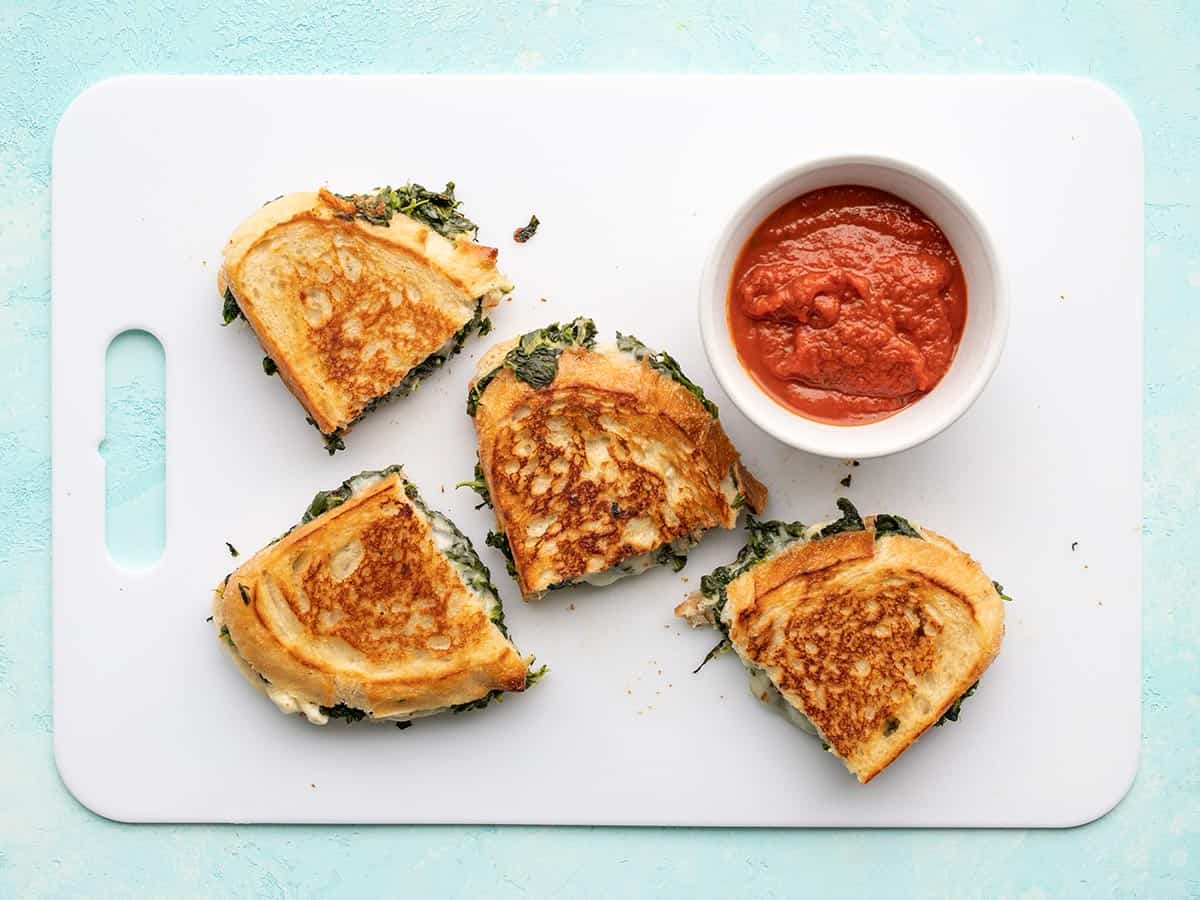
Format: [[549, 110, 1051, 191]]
[[568, 603, 576, 611]]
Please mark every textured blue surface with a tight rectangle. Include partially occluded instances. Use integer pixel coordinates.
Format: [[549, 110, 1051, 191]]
[[2, 2, 1198, 897]]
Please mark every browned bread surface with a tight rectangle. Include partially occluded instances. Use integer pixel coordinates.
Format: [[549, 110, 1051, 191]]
[[219, 190, 512, 434], [212, 473, 530, 720], [472, 344, 766, 596]]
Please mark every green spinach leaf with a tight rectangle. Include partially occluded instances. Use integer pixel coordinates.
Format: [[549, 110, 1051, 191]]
[[486, 530, 519, 579], [456, 457, 493, 509], [655, 543, 689, 573], [467, 317, 597, 415], [615, 332, 719, 418], [221, 287, 245, 326], [934, 681, 978, 726], [693, 638, 732, 674], [320, 703, 368, 723], [873, 513, 922, 539], [816, 498, 866, 539], [341, 182, 479, 240], [513, 214, 540, 243]]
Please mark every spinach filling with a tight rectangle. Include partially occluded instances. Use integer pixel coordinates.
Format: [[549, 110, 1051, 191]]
[[320, 703, 368, 724], [450, 664, 548, 714], [699, 516, 809, 624], [656, 543, 689, 573], [513, 214, 539, 243], [816, 498, 866, 539], [615, 332, 719, 418], [934, 682, 978, 726], [466, 317, 598, 416], [873, 513, 922, 539], [221, 287, 245, 326], [485, 530, 518, 579], [457, 457, 492, 510], [339, 182, 479, 240], [690, 518, 807, 672]]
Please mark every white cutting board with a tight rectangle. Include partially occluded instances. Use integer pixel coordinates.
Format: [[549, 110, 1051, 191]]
[[52, 75, 1142, 826]]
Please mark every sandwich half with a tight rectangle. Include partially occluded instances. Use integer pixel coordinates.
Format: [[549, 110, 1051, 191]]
[[463, 318, 767, 598], [212, 467, 542, 726], [219, 184, 513, 452], [676, 499, 1006, 782]]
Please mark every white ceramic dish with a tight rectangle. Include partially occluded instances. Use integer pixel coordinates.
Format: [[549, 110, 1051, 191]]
[[699, 155, 1009, 459]]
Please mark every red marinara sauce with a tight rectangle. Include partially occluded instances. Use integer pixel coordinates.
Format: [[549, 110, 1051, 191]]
[[728, 185, 967, 424]]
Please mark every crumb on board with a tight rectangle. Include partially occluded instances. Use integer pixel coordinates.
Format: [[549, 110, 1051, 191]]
[[840, 474, 852, 488], [568, 603, 576, 611]]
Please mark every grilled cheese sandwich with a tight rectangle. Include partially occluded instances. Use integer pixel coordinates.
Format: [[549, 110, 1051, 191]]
[[212, 468, 542, 726], [464, 319, 767, 598], [219, 184, 513, 451], [677, 500, 1005, 782]]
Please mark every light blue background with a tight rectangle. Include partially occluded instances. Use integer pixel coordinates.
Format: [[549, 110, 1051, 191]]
[[2, 2, 1197, 897]]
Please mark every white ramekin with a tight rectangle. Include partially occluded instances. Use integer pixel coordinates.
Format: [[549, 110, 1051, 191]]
[[699, 155, 1008, 459]]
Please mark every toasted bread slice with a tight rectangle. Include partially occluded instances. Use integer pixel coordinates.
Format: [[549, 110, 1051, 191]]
[[219, 185, 513, 449], [465, 320, 767, 598], [212, 468, 540, 726], [677, 502, 1005, 782]]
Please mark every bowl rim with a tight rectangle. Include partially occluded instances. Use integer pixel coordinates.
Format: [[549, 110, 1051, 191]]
[[698, 153, 1009, 459]]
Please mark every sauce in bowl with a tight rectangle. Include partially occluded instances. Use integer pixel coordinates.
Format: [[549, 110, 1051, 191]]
[[728, 185, 967, 425]]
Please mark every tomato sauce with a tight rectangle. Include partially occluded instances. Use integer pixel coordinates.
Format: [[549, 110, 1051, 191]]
[[728, 186, 967, 424]]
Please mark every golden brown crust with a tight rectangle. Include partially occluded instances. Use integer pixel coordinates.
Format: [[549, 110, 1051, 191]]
[[219, 190, 513, 434], [472, 344, 766, 596], [212, 474, 530, 720], [707, 518, 1004, 783]]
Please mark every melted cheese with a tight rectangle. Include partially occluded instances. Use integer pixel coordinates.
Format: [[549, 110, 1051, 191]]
[[747, 666, 820, 736]]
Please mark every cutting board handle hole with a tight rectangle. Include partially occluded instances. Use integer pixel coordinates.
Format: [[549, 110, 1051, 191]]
[[102, 329, 166, 569]]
